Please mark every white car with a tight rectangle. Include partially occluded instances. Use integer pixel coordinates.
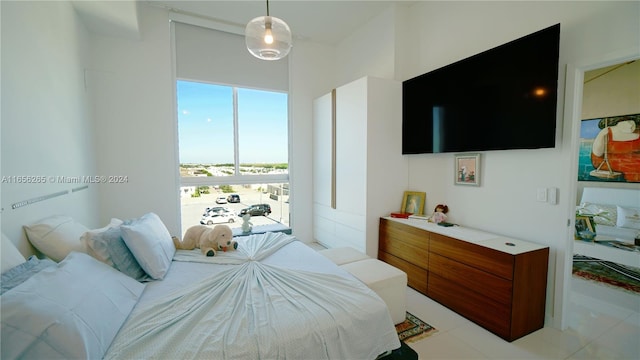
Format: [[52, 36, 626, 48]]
[[200, 209, 236, 225], [215, 195, 228, 204]]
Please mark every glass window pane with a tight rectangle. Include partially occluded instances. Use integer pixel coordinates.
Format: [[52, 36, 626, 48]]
[[177, 81, 234, 176], [237, 88, 288, 175], [179, 183, 289, 238]]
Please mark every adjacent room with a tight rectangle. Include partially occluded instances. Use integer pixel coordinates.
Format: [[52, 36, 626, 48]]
[[1, 1, 638, 359]]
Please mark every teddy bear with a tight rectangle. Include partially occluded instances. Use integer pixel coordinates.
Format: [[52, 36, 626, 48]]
[[241, 213, 253, 234], [173, 224, 236, 257]]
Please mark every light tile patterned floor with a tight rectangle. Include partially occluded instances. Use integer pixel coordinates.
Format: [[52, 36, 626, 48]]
[[306, 241, 639, 359], [405, 275, 639, 359]]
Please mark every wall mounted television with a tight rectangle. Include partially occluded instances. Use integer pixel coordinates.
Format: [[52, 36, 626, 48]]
[[402, 23, 560, 154]]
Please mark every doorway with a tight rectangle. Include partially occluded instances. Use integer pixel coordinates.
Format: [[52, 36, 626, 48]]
[[560, 55, 640, 330]]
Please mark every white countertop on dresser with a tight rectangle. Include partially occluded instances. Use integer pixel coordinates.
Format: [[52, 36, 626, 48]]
[[384, 217, 548, 255]]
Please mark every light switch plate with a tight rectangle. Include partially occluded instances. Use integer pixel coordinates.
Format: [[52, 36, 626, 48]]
[[537, 188, 547, 202], [548, 187, 558, 204]]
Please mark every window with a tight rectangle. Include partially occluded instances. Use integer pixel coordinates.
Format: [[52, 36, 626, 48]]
[[176, 80, 289, 235]]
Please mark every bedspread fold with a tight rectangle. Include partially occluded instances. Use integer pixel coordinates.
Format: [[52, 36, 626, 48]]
[[105, 233, 400, 359]]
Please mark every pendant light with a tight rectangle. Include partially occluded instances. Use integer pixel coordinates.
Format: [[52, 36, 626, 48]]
[[245, 0, 292, 60]]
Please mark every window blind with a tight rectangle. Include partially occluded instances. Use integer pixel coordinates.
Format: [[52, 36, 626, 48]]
[[173, 21, 288, 91]]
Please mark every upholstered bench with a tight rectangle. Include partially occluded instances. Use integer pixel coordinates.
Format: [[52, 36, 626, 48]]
[[318, 246, 371, 265], [340, 258, 407, 325]]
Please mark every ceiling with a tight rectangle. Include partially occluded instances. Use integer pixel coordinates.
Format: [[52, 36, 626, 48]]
[[146, 0, 411, 44]]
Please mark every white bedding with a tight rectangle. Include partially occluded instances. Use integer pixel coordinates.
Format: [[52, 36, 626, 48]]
[[105, 232, 400, 359], [574, 187, 640, 268]]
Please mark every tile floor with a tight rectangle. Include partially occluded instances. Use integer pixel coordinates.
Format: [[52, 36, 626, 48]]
[[306, 242, 639, 359], [404, 275, 639, 359]]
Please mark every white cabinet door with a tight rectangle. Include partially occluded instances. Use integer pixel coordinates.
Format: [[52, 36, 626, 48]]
[[335, 78, 367, 217], [312, 76, 406, 254], [312, 92, 332, 208]]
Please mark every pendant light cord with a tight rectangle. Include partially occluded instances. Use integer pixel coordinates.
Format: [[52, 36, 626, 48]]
[[266, 0, 270, 16]]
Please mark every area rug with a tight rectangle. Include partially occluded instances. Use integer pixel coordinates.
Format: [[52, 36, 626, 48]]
[[573, 255, 640, 294], [395, 312, 438, 343]]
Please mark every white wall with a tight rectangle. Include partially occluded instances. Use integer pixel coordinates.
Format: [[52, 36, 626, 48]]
[[582, 60, 640, 119], [86, 6, 180, 235], [334, 5, 398, 85], [0, 1, 99, 255]]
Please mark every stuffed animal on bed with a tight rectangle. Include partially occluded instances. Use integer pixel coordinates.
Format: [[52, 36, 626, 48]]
[[173, 224, 236, 257]]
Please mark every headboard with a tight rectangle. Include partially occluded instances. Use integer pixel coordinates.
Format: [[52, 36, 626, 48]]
[[581, 187, 640, 208]]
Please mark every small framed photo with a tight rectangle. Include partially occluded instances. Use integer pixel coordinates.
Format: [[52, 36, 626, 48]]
[[454, 153, 480, 186], [401, 191, 426, 215]]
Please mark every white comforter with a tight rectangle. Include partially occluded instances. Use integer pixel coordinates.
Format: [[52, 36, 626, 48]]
[[105, 233, 400, 359]]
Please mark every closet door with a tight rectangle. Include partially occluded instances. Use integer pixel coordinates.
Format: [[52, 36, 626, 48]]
[[335, 78, 367, 217], [312, 91, 340, 249]]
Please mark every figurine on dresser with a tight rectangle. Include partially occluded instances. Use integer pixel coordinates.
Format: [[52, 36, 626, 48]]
[[428, 204, 449, 224]]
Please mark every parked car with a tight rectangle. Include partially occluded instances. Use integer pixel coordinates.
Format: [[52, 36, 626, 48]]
[[203, 206, 226, 216], [215, 195, 228, 204], [239, 204, 272, 216], [227, 194, 240, 203], [200, 210, 236, 225]]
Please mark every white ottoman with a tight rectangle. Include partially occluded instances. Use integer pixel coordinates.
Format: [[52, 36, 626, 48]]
[[341, 258, 407, 324], [318, 247, 370, 265]]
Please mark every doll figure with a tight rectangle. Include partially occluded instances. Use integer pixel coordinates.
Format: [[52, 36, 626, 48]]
[[429, 204, 449, 224]]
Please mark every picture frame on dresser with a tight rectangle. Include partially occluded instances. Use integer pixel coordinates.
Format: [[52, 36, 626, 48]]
[[454, 153, 480, 186], [401, 191, 426, 215]]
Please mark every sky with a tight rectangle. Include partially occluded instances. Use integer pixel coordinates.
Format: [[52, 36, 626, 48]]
[[580, 118, 601, 140], [177, 80, 288, 165]]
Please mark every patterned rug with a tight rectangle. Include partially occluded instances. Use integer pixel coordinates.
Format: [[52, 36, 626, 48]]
[[573, 255, 640, 294], [395, 312, 438, 343]]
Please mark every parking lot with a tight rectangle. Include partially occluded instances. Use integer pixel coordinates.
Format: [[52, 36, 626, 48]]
[[179, 188, 289, 237]]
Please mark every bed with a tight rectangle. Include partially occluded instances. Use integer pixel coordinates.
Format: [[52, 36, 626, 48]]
[[1, 213, 402, 359], [574, 187, 640, 268]]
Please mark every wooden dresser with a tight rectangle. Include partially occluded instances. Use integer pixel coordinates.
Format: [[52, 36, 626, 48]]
[[379, 217, 549, 342]]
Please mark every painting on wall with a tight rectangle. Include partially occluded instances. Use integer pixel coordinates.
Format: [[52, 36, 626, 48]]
[[454, 153, 480, 186], [577, 113, 640, 183]]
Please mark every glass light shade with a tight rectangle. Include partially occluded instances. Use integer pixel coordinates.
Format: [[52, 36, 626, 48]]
[[245, 15, 292, 60]]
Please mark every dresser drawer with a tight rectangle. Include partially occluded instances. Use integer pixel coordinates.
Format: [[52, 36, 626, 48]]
[[430, 233, 514, 280], [379, 251, 428, 294], [429, 252, 512, 305], [429, 273, 511, 339], [379, 218, 429, 266]]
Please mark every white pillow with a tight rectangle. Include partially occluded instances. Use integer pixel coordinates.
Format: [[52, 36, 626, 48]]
[[577, 202, 617, 227], [120, 212, 175, 280], [23, 215, 89, 262], [1, 234, 26, 274], [616, 205, 640, 230], [81, 218, 124, 265], [0, 252, 145, 360]]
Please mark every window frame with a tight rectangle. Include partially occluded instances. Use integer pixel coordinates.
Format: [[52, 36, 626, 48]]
[[176, 79, 290, 188]]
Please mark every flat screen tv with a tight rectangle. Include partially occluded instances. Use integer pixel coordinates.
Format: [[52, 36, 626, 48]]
[[402, 23, 560, 154]]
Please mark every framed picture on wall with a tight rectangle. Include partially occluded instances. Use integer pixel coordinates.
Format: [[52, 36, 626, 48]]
[[454, 153, 480, 186], [401, 191, 426, 215], [577, 114, 640, 183]]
